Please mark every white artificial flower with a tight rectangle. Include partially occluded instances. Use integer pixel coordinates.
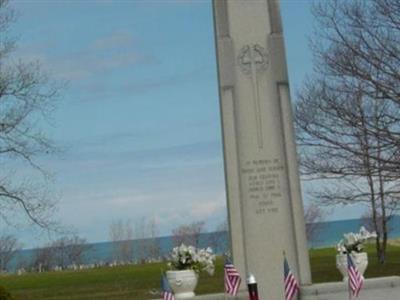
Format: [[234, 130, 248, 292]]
[[188, 245, 195, 254], [337, 226, 379, 254], [336, 240, 346, 253], [179, 244, 188, 253], [359, 226, 368, 237], [343, 233, 357, 246], [168, 244, 215, 275]]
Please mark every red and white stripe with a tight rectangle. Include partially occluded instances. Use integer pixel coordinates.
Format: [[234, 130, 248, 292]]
[[284, 270, 299, 300], [348, 260, 363, 297], [163, 291, 174, 300], [225, 263, 241, 296]]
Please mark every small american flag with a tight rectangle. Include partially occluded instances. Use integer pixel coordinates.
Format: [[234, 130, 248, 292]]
[[161, 274, 175, 300], [284, 256, 299, 300], [224, 257, 242, 296], [347, 254, 363, 298]]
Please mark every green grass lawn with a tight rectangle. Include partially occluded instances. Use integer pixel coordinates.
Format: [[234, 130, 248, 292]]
[[1, 244, 399, 300], [310, 243, 400, 283]]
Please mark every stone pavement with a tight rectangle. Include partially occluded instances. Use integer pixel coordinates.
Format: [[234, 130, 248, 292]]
[[301, 276, 400, 300], [155, 276, 400, 300]]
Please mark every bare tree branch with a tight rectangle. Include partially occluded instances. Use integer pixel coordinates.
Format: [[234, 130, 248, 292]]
[[0, 0, 61, 230], [296, 0, 400, 263]]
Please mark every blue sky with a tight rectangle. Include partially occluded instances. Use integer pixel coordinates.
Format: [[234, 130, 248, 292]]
[[5, 0, 364, 248]]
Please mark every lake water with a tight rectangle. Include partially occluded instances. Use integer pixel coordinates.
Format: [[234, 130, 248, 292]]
[[10, 215, 400, 272], [307, 215, 400, 248]]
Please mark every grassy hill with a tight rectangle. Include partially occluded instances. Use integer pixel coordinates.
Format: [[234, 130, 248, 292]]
[[1, 244, 399, 300]]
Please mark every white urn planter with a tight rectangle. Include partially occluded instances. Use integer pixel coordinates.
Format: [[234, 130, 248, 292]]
[[166, 270, 199, 299], [336, 252, 368, 281]]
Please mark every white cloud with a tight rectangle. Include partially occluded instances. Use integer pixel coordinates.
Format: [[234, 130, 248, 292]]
[[51, 51, 141, 81], [189, 194, 226, 220], [90, 31, 135, 50], [13, 31, 157, 81]]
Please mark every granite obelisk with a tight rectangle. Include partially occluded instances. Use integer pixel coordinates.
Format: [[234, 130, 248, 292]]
[[213, 1, 312, 299]]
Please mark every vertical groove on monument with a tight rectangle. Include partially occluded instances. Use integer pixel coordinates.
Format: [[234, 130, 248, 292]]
[[266, 0, 312, 285], [213, 0, 312, 298], [212, 0, 248, 285]]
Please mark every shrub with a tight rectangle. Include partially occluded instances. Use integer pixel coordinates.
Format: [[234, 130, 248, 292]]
[[0, 286, 14, 300]]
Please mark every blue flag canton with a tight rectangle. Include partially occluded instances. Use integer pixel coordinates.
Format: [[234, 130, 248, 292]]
[[225, 256, 233, 266], [161, 275, 173, 293], [347, 254, 355, 268], [284, 257, 290, 277]]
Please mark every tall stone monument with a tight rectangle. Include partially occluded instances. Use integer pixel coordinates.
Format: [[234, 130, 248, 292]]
[[213, 0, 312, 299]]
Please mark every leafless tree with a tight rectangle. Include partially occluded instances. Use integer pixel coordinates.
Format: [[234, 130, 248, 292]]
[[0, 0, 61, 229], [171, 221, 205, 248], [304, 204, 326, 247], [109, 219, 133, 263], [52, 236, 91, 268], [360, 210, 393, 238], [32, 245, 53, 272], [295, 0, 400, 263], [206, 220, 228, 254], [32, 235, 91, 271], [147, 216, 160, 259], [135, 216, 160, 262], [0, 234, 21, 271]]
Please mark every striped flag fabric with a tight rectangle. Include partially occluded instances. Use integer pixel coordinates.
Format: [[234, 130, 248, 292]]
[[284, 256, 300, 300], [347, 254, 363, 297], [224, 257, 242, 296], [161, 274, 175, 300]]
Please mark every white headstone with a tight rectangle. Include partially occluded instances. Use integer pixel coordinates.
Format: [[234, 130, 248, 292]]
[[213, 0, 312, 299]]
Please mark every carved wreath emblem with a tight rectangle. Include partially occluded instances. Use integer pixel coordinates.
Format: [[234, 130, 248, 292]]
[[237, 44, 269, 75]]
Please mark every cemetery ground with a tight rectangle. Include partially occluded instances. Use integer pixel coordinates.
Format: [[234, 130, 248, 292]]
[[1, 243, 399, 300]]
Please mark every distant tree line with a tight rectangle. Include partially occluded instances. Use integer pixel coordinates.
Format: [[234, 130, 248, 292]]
[[32, 236, 91, 271], [108, 217, 160, 264]]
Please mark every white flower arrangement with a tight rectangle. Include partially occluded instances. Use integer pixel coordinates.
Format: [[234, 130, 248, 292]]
[[336, 226, 377, 254], [168, 244, 215, 275]]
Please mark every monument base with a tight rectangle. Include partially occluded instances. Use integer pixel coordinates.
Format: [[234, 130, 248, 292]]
[[301, 276, 400, 300], [154, 276, 400, 300], [152, 292, 247, 300]]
